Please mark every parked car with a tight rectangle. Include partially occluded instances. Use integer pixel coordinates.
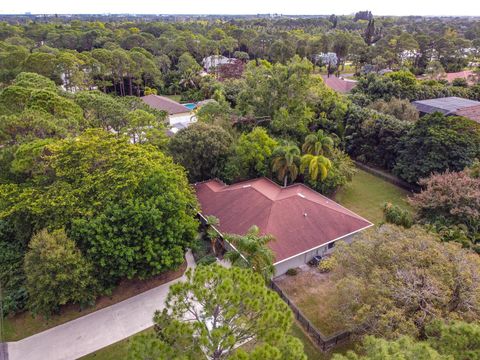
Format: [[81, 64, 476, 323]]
[[308, 255, 322, 267]]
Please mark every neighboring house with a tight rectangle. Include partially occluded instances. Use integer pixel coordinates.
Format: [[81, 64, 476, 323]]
[[202, 55, 235, 73], [412, 97, 480, 124], [141, 94, 196, 126], [194, 178, 373, 276], [321, 75, 357, 93], [417, 70, 476, 85], [444, 70, 475, 84]]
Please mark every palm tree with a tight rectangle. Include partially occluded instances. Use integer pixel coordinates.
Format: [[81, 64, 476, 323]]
[[179, 69, 199, 90], [302, 130, 334, 156], [224, 225, 275, 280], [271, 144, 301, 187], [301, 130, 334, 182], [300, 153, 332, 181], [205, 215, 221, 255]]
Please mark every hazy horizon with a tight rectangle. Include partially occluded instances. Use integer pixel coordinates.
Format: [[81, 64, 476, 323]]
[[1, 0, 480, 17]]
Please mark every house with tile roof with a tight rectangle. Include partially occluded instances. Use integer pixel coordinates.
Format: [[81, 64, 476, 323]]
[[321, 75, 357, 93], [418, 70, 475, 85], [141, 94, 196, 126], [194, 178, 373, 276], [412, 97, 480, 124]]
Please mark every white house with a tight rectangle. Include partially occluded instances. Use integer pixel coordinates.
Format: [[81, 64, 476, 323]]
[[194, 178, 373, 276], [141, 94, 196, 126], [202, 55, 235, 73]]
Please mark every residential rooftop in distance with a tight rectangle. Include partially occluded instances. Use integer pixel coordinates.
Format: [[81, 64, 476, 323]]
[[412, 97, 480, 123], [141, 94, 191, 115], [321, 75, 357, 93]]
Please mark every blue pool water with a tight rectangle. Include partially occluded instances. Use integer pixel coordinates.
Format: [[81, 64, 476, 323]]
[[183, 103, 196, 110]]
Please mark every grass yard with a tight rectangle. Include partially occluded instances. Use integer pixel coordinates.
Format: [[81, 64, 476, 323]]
[[79, 328, 154, 360], [164, 94, 182, 102], [334, 168, 412, 224], [275, 268, 343, 337], [3, 262, 186, 341]]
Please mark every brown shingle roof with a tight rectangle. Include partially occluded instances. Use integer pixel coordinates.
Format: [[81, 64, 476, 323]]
[[141, 95, 190, 115], [194, 178, 372, 263], [445, 70, 474, 84], [454, 105, 480, 124], [321, 75, 357, 93], [413, 97, 480, 124]]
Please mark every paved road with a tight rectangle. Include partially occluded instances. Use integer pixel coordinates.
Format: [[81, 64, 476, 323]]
[[7, 251, 195, 360]]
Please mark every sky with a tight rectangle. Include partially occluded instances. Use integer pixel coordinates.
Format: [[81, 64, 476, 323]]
[[1, 0, 480, 16]]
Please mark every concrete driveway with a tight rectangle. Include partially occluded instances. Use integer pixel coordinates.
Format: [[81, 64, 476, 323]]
[[6, 251, 195, 360]]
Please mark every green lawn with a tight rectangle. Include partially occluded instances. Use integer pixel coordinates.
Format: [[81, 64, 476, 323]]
[[80, 328, 153, 360], [164, 94, 182, 102], [334, 168, 412, 224]]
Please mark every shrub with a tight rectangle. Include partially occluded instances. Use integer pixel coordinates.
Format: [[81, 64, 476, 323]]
[[318, 256, 337, 273], [452, 78, 468, 87], [190, 236, 210, 262], [368, 98, 419, 122], [383, 202, 414, 228], [330, 225, 480, 338], [197, 255, 217, 266], [286, 268, 298, 276], [409, 169, 480, 238], [24, 229, 97, 316]]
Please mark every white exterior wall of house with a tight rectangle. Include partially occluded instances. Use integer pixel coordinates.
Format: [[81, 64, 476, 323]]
[[168, 112, 197, 125], [273, 234, 356, 277]]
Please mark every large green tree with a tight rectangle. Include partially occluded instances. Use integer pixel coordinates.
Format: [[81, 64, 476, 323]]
[[232, 127, 278, 179], [1, 130, 199, 285], [333, 320, 480, 360], [24, 229, 97, 316], [307, 148, 356, 195], [329, 225, 480, 339], [409, 168, 480, 243], [394, 113, 480, 183], [345, 104, 411, 170], [168, 122, 233, 182], [128, 265, 306, 360], [332, 336, 446, 360]]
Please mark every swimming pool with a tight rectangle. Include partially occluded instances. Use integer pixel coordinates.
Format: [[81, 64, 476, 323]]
[[183, 102, 196, 110]]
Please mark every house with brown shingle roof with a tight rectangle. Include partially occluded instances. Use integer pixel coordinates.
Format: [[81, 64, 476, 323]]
[[194, 178, 373, 276], [321, 75, 357, 93], [417, 70, 476, 85], [412, 97, 480, 124], [141, 94, 196, 126]]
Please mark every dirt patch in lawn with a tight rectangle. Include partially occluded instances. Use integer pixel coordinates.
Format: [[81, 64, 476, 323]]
[[4, 261, 187, 341], [275, 266, 345, 337]]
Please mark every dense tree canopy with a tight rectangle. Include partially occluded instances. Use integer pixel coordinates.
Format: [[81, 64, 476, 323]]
[[329, 225, 480, 339], [345, 104, 410, 170], [129, 265, 306, 360], [394, 113, 480, 183], [1, 15, 479, 341], [333, 321, 480, 360], [1, 130, 199, 292], [230, 127, 278, 180], [168, 122, 233, 182]]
